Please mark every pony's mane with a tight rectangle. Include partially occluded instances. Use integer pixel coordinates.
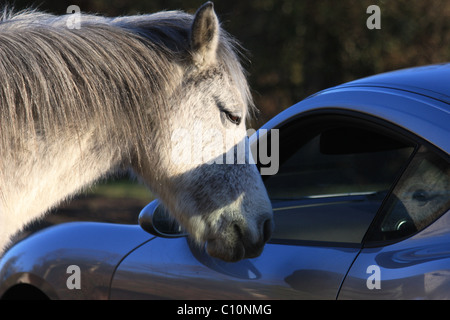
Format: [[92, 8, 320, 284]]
[[0, 7, 254, 160]]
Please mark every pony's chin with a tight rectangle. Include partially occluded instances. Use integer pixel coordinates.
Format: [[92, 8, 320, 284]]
[[205, 238, 265, 263], [206, 239, 245, 262], [203, 217, 273, 262]]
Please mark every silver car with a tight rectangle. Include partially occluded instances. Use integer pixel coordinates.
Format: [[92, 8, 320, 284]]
[[1, 64, 449, 299]]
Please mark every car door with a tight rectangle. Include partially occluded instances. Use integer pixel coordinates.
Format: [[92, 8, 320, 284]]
[[109, 111, 417, 299]]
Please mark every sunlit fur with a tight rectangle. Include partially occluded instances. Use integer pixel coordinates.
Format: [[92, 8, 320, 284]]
[[0, 3, 273, 262]]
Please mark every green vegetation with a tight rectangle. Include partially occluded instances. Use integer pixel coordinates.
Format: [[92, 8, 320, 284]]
[[88, 178, 154, 201]]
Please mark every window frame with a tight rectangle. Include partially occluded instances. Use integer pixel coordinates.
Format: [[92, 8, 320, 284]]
[[261, 108, 423, 248]]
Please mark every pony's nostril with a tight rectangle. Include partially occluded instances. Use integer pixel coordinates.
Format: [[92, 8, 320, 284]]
[[262, 219, 273, 243], [233, 223, 244, 239]]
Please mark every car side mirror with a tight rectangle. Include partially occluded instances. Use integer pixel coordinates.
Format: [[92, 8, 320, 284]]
[[138, 200, 187, 238]]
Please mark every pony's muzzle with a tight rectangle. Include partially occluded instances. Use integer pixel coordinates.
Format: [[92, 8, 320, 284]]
[[240, 218, 274, 258], [262, 218, 273, 243], [206, 216, 274, 262]]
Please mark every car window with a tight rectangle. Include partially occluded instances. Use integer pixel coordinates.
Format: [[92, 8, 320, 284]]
[[366, 145, 450, 243], [263, 115, 415, 245]]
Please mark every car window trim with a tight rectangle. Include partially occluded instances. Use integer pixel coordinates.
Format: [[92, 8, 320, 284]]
[[268, 238, 363, 249], [263, 108, 422, 248]]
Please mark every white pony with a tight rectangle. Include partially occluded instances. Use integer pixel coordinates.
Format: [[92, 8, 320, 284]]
[[0, 2, 273, 262]]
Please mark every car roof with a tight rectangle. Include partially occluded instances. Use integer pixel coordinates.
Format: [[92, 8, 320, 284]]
[[339, 63, 450, 106], [251, 63, 450, 155], [258, 64, 450, 155]]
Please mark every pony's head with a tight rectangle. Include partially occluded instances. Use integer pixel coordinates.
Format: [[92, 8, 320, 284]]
[[134, 2, 273, 262]]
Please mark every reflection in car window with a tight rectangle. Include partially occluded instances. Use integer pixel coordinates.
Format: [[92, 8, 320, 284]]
[[264, 117, 415, 244], [367, 146, 450, 242]]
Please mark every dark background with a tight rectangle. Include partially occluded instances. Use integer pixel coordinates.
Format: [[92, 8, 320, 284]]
[[8, 0, 450, 125]]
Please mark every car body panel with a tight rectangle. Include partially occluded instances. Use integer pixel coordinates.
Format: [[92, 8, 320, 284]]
[[0, 222, 153, 299], [110, 236, 359, 299], [344, 63, 450, 104]]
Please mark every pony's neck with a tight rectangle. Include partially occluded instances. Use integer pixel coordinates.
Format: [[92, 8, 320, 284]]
[[0, 128, 123, 249]]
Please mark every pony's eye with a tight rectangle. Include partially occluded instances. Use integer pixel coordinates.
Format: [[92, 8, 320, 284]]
[[412, 189, 429, 202], [225, 112, 241, 125]]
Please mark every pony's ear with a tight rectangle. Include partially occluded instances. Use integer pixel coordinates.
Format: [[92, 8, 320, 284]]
[[190, 2, 219, 66]]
